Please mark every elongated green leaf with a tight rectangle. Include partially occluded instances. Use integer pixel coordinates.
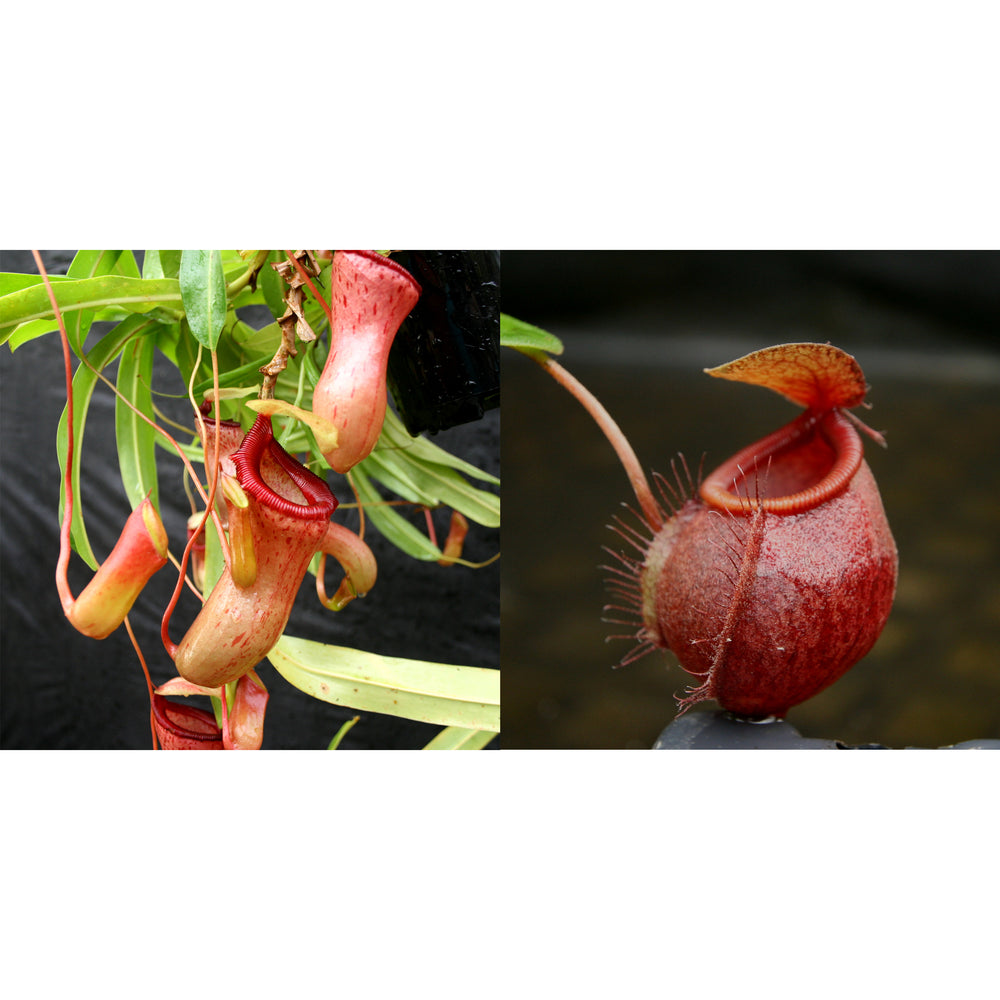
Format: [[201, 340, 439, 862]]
[[380, 407, 500, 485], [143, 250, 182, 280], [171, 306, 203, 393], [362, 451, 433, 506], [231, 322, 285, 363], [359, 406, 501, 536], [67, 250, 120, 276], [259, 250, 288, 321], [10, 250, 139, 357], [423, 726, 497, 750], [7, 317, 71, 351], [0, 272, 69, 296], [268, 635, 500, 732], [500, 313, 564, 355], [117, 251, 142, 278], [179, 250, 226, 351], [9, 253, 106, 352], [0, 275, 182, 346], [202, 508, 226, 602], [350, 465, 444, 561], [115, 331, 160, 510], [61, 251, 143, 356], [365, 450, 500, 527], [57, 315, 159, 569], [64, 250, 140, 280]]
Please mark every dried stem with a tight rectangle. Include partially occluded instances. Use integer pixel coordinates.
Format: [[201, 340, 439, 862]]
[[284, 249, 333, 328], [258, 250, 328, 400], [259, 317, 298, 400]]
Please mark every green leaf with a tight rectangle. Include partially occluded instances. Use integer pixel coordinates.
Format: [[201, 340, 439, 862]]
[[0, 275, 182, 347], [268, 634, 500, 733], [423, 726, 497, 750], [201, 507, 226, 598], [57, 315, 159, 569], [62, 251, 141, 356], [115, 329, 160, 510], [0, 272, 68, 296], [361, 451, 432, 505], [358, 407, 500, 529], [379, 407, 500, 485], [179, 250, 226, 351], [1, 251, 135, 313], [172, 314, 203, 394], [365, 450, 500, 528], [500, 312, 564, 355], [117, 251, 142, 278], [7, 318, 65, 350], [350, 465, 445, 561], [74, 250, 140, 279], [259, 250, 288, 321], [143, 250, 182, 280]]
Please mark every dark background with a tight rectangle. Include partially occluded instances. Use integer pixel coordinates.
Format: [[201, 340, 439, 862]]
[[0, 250, 499, 750], [501, 251, 1000, 748]]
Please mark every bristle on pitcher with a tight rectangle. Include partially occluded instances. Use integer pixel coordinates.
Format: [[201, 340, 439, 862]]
[[601, 454, 703, 670]]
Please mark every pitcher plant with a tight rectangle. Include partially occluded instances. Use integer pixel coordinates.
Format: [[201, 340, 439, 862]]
[[1, 250, 500, 749]]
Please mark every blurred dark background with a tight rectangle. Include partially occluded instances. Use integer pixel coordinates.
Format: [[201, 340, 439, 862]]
[[0, 250, 499, 750], [501, 251, 1000, 749]]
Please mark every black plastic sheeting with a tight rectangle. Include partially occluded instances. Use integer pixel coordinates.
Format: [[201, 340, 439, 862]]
[[0, 250, 499, 750]]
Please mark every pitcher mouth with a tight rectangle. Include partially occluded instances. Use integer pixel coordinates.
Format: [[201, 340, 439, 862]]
[[699, 408, 863, 515], [337, 250, 422, 297], [232, 414, 337, 520], [151, 693, 224, 747]]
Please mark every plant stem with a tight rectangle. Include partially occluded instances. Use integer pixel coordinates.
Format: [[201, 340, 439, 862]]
[[225, 250, 270, 299], [525, 349, 663, 531], [33, 251, 77, 614], [124, 614, 159, 750], [162, 347, 229, 658], [32, 252, 229, 634]]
